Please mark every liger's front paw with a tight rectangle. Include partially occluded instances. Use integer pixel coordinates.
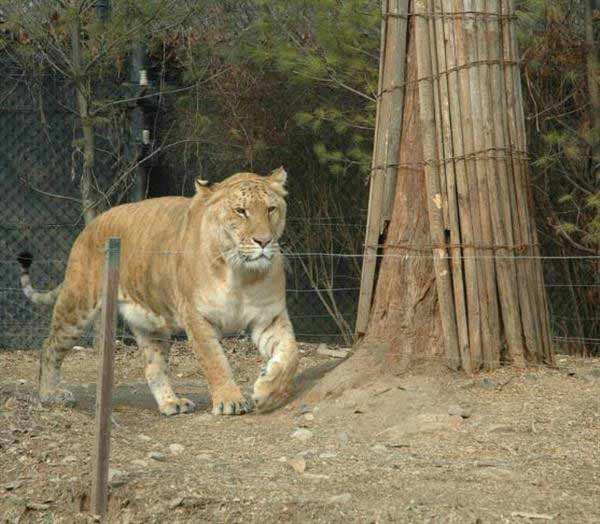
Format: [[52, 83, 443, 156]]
[[211, 387, 252, 416], [39, 387, 76, 408], [159, 397, 196, 416], [252, 358, 297, 412]]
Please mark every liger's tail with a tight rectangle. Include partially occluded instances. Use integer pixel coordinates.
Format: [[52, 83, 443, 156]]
[[17, 251, 62, 306]]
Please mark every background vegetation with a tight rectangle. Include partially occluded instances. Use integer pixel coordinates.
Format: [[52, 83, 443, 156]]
[[0, 0, 597, 352]]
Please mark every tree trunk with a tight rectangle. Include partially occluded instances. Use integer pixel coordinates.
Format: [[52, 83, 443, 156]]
[[305, 0, 553, 402], [305, 17, 443, 402], [71, 3, 98, 225], [71, 1, 101, 351], [362, 35, 443, 372]]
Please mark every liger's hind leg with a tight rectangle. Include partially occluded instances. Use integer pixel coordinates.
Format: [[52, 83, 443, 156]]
[[132, 329, 196, 416], [39, 293, 97, 406]]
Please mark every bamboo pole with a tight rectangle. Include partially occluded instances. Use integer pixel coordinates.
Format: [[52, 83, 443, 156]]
[[414, 0, 461, 370], [483, 0, 526, 366], [451, 0, 489, 369], [382, 0, 409, 224], [465, 0, 502, 367], [442, 0, 484, 371], [502, 0, 553, 363], [427, 3, 450, 230], [497, 0, 542, 363], [355, 1, 389, 336], [356, 1, 408, 335], [472, 0, 502, 368], [433, 0, 471, 371]]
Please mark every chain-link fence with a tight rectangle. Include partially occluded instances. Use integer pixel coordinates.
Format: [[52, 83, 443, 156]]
[[0, 57, 366, 350], [0, 56, 597, 355]]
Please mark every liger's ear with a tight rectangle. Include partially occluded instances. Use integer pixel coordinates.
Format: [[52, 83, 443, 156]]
[[194, 177, 213, 194], [268, 166, 287, 196]]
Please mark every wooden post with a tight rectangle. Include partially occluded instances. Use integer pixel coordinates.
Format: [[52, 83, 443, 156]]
[[356, 0, 408, 335], [91, 237, 121, 517]]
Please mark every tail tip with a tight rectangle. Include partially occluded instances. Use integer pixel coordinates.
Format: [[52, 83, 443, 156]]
[[17, 251, 33, 270]]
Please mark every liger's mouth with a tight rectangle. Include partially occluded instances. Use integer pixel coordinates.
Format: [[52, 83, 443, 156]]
[[240, 252, 272, 262]]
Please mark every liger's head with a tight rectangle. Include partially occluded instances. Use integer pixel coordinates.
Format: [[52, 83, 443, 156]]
[[197, 167, 288, 271]]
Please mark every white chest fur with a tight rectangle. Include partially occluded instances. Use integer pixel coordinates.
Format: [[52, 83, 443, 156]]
[[195, 283, 284, 336]]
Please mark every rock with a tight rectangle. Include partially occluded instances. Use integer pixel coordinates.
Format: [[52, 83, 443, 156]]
[[337, 431, 350, 446], [197, 454, 211, 461], [26, 502, 50, 511], [4, 481, 22, 491], [304, 473, 330, 480], [370, 444, 388, 453], [317, 344, 349, 359], [304, 413, 315, 421], [169, 496, 185, 509], [108, 469, 128, 488], [448, 404, 471, 419], [148, 451, 166, 462], [3, 398, 18, 410], [291, 428, 313, 442], [298, 448, 318, 458], [328, 493, 352, 504], [169, 443, 185, 455], [460, 380, 476, 389], [487, 424, 514, 433], [131, 459, 148, 468], [287, 456, 306, 474], [299, 403, 311, 414], [62, 455, 77, 464], [481, 378, 496, 389], [138, 434, 152, 442], [319, 452, 337, 459]]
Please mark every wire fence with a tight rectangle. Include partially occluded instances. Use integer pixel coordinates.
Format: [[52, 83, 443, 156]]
[[0, 35, 597, 356], [1, 248, 598, 353]]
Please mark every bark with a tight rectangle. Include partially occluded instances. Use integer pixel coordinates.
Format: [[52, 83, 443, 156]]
[[305, 20, 443, 403], [363, 21, 443, 372]]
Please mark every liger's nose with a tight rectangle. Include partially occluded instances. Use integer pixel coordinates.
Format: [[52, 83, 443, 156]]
[[253, 236, 272, 248]]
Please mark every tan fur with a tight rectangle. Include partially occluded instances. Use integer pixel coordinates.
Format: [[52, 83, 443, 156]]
[[24, 168, 298, 415]]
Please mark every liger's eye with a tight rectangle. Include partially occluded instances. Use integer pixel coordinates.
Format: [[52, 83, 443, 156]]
[[235, 208, 247, 216], [268, 206, 276, 214]]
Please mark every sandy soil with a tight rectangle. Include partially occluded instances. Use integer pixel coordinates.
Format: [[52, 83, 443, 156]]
[[1, 341, 599, 523]]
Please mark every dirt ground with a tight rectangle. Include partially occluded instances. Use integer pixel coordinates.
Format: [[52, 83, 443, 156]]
[[0, 340, 599, 524]]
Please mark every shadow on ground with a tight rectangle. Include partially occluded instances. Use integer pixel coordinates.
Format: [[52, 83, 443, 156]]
[[0, 358, 342, 416]]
